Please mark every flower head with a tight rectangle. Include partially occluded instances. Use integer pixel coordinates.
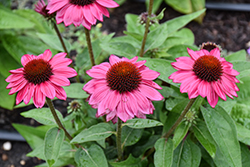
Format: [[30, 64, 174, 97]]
[[35, 0, 55, 19], [169, 48, 240, 108], [46, 0, 119, 29], [83, 55, 164, 123], [6, 49, 77, 108]]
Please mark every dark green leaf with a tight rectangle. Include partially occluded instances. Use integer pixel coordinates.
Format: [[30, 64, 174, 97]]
[[0, 74, 15, 110], [173, 121, 190, 148], [121, 126, 143, 147], [235, 122, 250, 146], [21, 108, 64, 125], [109, 154, 148, 167], [63, 83, 88, 99], [154, 138, 174, 167], [71, 123, 115, 144], [123, 118, 163, 129], [201, 105, 242, 167], [240, 143, 250, 167], [44, 127, 65, 167], [75, 144, 108, 167]]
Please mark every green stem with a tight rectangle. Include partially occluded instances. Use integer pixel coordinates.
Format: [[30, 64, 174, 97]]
[[163, 98, 197, 140], [116, 118, 123, 161], [53, 21, 80, 83], [46, 98, 84, 149], [84, 27, 95, 66], [139, 0, 154, 57]]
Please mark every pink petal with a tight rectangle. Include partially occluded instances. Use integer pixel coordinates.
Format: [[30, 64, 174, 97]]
[[172, 57, 194, 70], [33, 84, 46, 108], [86, 67, 106, 79], [38, 49, 52, 61], [187, 48, 200, 60], [210, 48, 221, 59], [207, 89, 218, 108], [53, 67, 77, 78], [106, 109, 117, 122], [72, 5, 83, 26], [140, 69, 160, 80], [91, 3, 103, 21], [50, 75, 70, 86], [109, 55, 121, 65], [91, 62, 110, 73], [141, 80, 162, 89], [96, 100, 108, 117], [138, 84, 163, 101], [16, 86, 28, 105], [169, 70, 195, 83], [198, 80, 211, 98], [179, 75, 197, 93], [105, 90, 121, 112], [196, 49, 210, 57], [63, 5, 74, 26], [188, 79, 201, 99], [126, 92, 139, 116], [21, 54, 35, 67], [83, 5, 96, 24], [53, 83, 67, 100], [49, 52, 67, 65], [9, 79, 28, 95], [9, 68, 24, 74], [6, 74, 24, 83], [47, 0, 68, 14], [83, 79, 107, 94], [95, 3, 109, 17], [212, 81, 226, 101], [132, 90, 150, 112], [117, 101, 130, 122], [40, 81, 56, 99], [88, 85, 110, 105], [96, 0, 119, 8], [24, 83, 35, 104], [134, 60, 146, 68], [223, 68, 240, 77]]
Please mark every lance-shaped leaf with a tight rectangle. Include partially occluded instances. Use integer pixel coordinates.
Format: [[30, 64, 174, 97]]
[[123, 118, 163, 129]]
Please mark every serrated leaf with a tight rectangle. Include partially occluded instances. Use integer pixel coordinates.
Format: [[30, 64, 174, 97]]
[[63, 83, 88, 99], [123, 118, 163, 129], [44, 127, 65, 167], [21, 108, 64, 125], [193, 121, 217, 158], [154, 138, 174, 167], [121, 126, 143, 148], [71, 123, 115, 144], [75, 144, 108, 167], [201, 105, 242, 167]]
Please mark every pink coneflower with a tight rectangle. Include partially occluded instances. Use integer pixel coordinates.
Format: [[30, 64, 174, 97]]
[[46, 0, 119, 29], [35, 0, 54, 18], [169, 48, 240, 108], [6, 49, 77, 108], [83, 55, 164, 123]]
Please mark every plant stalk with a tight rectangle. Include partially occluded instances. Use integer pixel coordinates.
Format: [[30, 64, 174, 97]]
[[139, 0, 154, 57], [116, 118, 123, 161], [163, 98, 197, 140], [84, 27, 95, 66]]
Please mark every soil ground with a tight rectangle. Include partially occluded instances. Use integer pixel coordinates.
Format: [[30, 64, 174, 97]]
[[1, 0, 250, 166]]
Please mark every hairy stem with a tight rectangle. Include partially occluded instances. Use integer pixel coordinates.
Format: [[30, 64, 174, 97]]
[[84, 27, 95, 66], [163, 98, 197, 140], [139, 0, 154, 57], [116, 118, 123, 161]]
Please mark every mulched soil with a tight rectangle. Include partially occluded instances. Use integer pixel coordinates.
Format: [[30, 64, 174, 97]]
[[1, 0, 250, 166]]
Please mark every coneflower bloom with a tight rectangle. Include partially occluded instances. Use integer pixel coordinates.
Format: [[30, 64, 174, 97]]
[[46, 0, 119, 29], [83, 55, 164, 123], [169, 48, 240, 108], [6, 49, 77, 108], [35, 0, 55, 18]]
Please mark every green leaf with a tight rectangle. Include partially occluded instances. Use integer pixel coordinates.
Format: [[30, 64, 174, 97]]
[[75, 144, 108, 167], [166, 44, 198, 60], [154, 138, 174, 167], [240, 143, 250, 167], [0, 5, 34, 29], [235, 122, 250, 146], [145, 23, 168, 51], [165, 9, 206, 35], [235, 77, 250, 103], [138, 57, 177, 86], [193, 121, 217, 158], [125, 14, 144, 34], [230, 103, 250, 129], [146, 0, 164, 14], [171, 136, 201, 167], [44, 127, 65, 167], [121, 126, 143, 147], [12, 123, 45, 149], [123, 118, 163, 129], [109, 154, 148, 167], [63, 83, 88, 99], [201, 105, 242, 167], [37, 33, 71, 52], [225, 50, 246, 62], [100, 42, 137, 59], [0, 74, 15, 110], [21, 108, 64, 125], [2, 34, 27, 62], [173, 121, 190, 148], [71, 123, 115, 144]]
